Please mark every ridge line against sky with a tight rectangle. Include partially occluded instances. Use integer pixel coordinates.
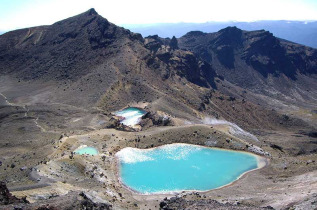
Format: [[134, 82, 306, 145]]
[[0, 0, 317, 32]]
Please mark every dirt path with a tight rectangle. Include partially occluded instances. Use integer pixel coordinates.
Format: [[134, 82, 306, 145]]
[[9, 170, 55, 192], [0, 92, 15, 106]]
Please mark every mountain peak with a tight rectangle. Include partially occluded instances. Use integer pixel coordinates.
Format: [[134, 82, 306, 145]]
[[218, 26, 242, 35], [185, 31, 206, 37], [85, 8, 98, 16]]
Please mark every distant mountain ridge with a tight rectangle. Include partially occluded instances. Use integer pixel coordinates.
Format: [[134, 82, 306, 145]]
[[178, 27, 317, 78], [123, 21, 317, 48], [177, 26, 317, 105]]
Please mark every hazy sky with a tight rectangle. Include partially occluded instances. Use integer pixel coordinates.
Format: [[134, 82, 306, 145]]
[[1, 0, 317, 32]]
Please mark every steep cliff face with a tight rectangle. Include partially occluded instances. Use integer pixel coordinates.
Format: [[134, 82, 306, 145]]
[[178, 27, 317, 107], [144, 35, 216, 88], [241, 29, 316, 79], [179, 26, 317, 80]]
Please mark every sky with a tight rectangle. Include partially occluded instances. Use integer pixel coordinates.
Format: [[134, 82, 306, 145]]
[[0, 0, 317, 32]]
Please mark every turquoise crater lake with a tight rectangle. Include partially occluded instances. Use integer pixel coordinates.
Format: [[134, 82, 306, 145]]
[[116, 144, 265, 194], [115, 107, 147, 126], [74, 146, 98, 156]]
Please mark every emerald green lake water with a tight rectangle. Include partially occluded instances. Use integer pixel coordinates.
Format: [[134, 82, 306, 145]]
[[115, 107, 146, 126], [116, 144, 261, 194], [74, 146, 98, 155]]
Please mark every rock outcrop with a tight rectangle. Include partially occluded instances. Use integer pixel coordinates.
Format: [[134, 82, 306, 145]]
[[0, 181, 28, 205], [140, 111, 172, 127], [144, 35, 216, 87]]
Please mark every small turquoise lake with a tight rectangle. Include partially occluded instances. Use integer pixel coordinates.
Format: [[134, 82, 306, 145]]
[[115, 107, 146, 126], [74, 146, 98, 155], [116, 144, 264, 194]]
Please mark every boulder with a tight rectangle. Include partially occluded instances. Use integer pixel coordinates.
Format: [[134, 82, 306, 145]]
[[105, 117, 120, 128], [141, 111, 172, 127]]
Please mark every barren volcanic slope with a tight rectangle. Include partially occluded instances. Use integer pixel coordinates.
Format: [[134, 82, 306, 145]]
[[0, 9, 316, 209]]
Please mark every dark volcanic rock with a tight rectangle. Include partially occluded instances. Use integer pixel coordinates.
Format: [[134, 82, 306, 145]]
[[144, 35, 170, 52], [169, 36, 179, 50], [178, 27, 317, 106], [0, 181, 28, 205], [179, 27, 317, 79], [141, 111, 172, 127], [105, 117, 137, 132], [78, 191, 112, 210], [298, 130, 317, 138], [212, 27, 243, 69], [2, 191, 112, 210], [269, 143, 283, 152], [159, 196, 272, 210], [144, 34, 217, 87], [105, 117, 121, 129], [0, 8, 143, 81], [242, 30, 297, 78]]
